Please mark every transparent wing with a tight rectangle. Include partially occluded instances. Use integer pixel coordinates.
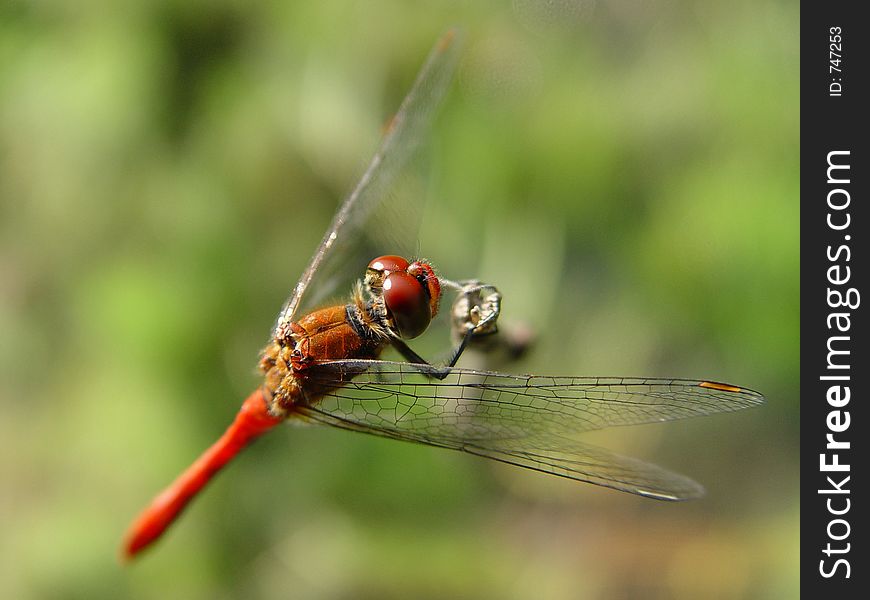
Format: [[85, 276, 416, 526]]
[[299, 407, 705, 499], [274, 29, 462, 334], [292, 360, 765, 499]]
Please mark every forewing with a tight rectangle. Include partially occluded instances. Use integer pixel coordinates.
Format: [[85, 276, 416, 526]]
[[274, 29, 462, 334], [293, 360, 764, 499]]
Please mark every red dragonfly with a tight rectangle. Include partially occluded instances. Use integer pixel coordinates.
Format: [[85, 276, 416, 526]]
[[122, 29, 764, 560]]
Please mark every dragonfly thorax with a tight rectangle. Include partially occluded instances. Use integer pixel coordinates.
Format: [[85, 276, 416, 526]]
[[260, 300, 388, 417]]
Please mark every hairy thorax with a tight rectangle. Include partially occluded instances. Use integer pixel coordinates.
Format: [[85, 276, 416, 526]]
[[259, 289, 388, 418]]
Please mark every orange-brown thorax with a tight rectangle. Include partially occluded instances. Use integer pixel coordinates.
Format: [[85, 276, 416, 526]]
[[259, 301, 387, 418]]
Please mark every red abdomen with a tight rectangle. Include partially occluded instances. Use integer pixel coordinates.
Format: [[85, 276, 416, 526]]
[[122, 304, 381, 559]]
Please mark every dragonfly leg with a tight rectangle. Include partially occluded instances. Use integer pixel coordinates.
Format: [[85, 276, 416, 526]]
[[389, 338, 448, 380], [389, 322, 481, 380], [389, 281, 502, 380]]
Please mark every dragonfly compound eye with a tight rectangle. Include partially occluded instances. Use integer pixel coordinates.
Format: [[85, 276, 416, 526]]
[[366, 255, 410, 291], [408, 260, 441, 320], [383, 271, 433, 339]]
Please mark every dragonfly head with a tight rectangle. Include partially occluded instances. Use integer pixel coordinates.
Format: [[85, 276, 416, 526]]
[[366, 255, 441, 339]]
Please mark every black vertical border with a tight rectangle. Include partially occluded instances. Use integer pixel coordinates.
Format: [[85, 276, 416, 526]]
[[802, 4, 867, 597]]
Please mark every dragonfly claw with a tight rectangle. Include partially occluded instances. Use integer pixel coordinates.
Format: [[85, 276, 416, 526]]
[[449, 281, 502, 342]]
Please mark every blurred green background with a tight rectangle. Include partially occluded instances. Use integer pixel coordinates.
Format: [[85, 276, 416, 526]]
[[0, 0, 798, 598]]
